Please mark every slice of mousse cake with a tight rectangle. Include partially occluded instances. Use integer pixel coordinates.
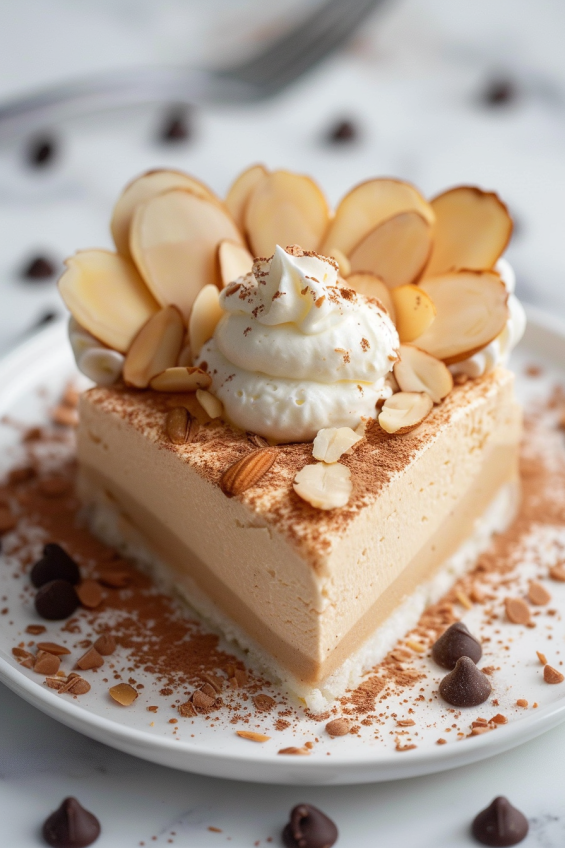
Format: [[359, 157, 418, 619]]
[[59, 167, 525, 708]]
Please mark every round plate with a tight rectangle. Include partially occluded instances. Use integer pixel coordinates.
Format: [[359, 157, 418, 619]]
[[1, 306, 565, 785]]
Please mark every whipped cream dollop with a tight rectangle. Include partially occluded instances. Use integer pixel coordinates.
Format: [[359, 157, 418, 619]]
[[449, 258, 526, 379], [198, 246, 399, 442]]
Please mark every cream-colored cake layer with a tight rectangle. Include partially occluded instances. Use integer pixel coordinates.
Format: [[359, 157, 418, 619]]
[[77, 368, 521, 686]]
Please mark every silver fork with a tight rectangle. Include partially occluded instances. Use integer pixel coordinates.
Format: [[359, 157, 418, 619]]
[[0, 0, 384, 133]]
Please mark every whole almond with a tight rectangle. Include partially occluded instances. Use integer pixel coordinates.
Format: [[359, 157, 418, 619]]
[[326, 718, 351, 737], [505, 597, 531, 625], [165, 406, 199, 445], [220, 448, 277, 497]]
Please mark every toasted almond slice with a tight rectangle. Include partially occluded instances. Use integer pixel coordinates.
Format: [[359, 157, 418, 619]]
[[149, 366, 211, 392], [123, 305, 184, 388], [59, 250, 159, 352], [189, 284, 224, 359], [349, 211, 433, 288], [109, 682, 138, 706], [378, 391, 433, 434], [220, 448, 277, 497], [390, 284, 436, 343], [346, 272, 396, 320], [111, 168, 219, 258], [236, 730, 271, 743], [328, 247, 351, 277], [78, 347, 124, 386], [225, 164, 269, 230], [130, 189, 242, 321], [415, 271, 508, 363], [244, 170, 330, 256], [394, 345, 453, 404], [425, 186, 513, 277], [196, 389, 223, 419], [320, 178, 434, 258], [293, 462, 352, 510], [217, 240, 254, 287], [312, 427, 363, 463]]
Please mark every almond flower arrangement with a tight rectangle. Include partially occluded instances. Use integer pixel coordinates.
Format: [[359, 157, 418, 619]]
[[59, 165, 517, 509]]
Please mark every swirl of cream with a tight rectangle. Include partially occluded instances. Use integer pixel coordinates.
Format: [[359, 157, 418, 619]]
[[197, 246, 399, 442]]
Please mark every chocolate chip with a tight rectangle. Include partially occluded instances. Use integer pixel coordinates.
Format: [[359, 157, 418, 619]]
[[326, 119, 358, 144], [42, 797, 101, 847], [26, 134, 57, 167], [35, 579, 79, 620], [31, 543, 81, 588], [21, 255, 56, 280], [159, 108, 191, 143], [439, 656, 492, 707], [481, 78, 517, 107], [432, 622, 482, 670], [472, 796, 528, 846], [282, 804, 338, 848]]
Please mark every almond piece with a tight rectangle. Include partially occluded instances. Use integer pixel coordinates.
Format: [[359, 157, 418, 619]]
[[378, 391, 433, 434], [349, 210, 433, 288], [76, 579, 103, 609], [130, 189, 242, 321], [93, 633, 116, 656], [390, 285, 436, 343], [415, 270, 508, 363], [196, 389, 223, 419], [225, 164, 269, 229], [505, 597, 531, 625], [189, 284, 224, 359], [217, 240, 254, 287], [424, 186, 513, 278], [549, 564, 565, 582], [345, 272, 395, 320], [325, 718, 352, 737], [312, 427, 363, 463], [244, 170, 330, 256], [109, 682, 138, 705], [544, 665, 564, 684], [320, 178, 434, 258], [166, 407, 191, 444], [36, 642, 71, 656], [111, 168, 219, 258], [293, 462, 352, 510], [78, 347, 124, 386], [236, 730, 271, 743], [123, 305, 184, 388], [220, 448, 277, 497], [150, 367, 211, 393], [59, 250, 159, 353], [394, 345, 453, 404], [528, 581, 551, 606], [34, 651, 61, 676], [76, 646, 104, 670]]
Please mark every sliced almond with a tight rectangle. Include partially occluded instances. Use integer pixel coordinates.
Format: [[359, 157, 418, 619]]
[[320, 178, 434, 258], [505, 597, 531, 625], [189, 284, 224, 359], [328, 247, 351, 277], [346, 272, 395, 320], [196, 389, 223, 419], [236, 730, 271, 743], [217, 240, 254, 287], [220, 448, 277, 497], [111, 168, 218, 258], [293, 462, 352, 510], [390, 284, 436, 343], [349, 211, 432, 288], [78, 348, 124, 386], [130, 189, 242, 321], [244, 170, 330, 256], [378, 391, 433, 434], [425, 186, 513, 277], [312, 427, 363, 463], [123, 305, 184, 388], [149, 366, 211, 393], [59, 250, 159, 353], [415, 271, 508, 363], [394, 345, 453, 404], [109, 682, 138, 706], [528, 581, 551, 606], [225, 164, 269, 230]]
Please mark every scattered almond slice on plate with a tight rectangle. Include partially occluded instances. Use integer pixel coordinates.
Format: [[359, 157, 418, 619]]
[[123, 305, 185, 388], [244, 170, 330, 256], [312, 427, 363, 463], [346, 272, 395, 320], [378, 391, 433, 434], [59, 250, 159, 353], [293, 462, 352, 510], [394, 344, 453, 404], [415, 270, 508, 363], [217, 240, 254, 287], [225, 164, 269, 230], [130, 189, 242, 321], [189, 284, 224, 359], [349, 210, 433, 288], [111, 168, 219, 259], [320, 178, 434, 257], [424, 186, 513, 277], [149, 366, 211, 392], [390, 284, 436, 343]]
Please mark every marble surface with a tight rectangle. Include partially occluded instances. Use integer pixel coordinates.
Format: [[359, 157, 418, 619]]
[[1, 0, 565, 844]]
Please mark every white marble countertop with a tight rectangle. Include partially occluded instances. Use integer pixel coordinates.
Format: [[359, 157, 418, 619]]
[[1, 1, 565, 844]]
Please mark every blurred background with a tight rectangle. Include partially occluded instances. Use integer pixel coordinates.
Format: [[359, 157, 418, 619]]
[[1, 0, 564, 354]]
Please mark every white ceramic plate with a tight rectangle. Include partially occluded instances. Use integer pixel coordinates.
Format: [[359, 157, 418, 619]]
[[1, 307, 565, 786]]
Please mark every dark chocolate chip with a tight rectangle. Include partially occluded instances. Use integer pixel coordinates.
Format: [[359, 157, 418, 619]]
[[21, 255, 56, 280], [326, 119, 358, 144], [472, 796, 529, 846], [439, 656, 492, 707], [282, 804, 338, 848], [42, 797, 101, 847], [26, 135, 57, 167], [31, 543, 81, 588], [159, 109, 191, 143], [481, 78, 517, 107], [35, 580, 79, 620], [432, 622, 482, 670]]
